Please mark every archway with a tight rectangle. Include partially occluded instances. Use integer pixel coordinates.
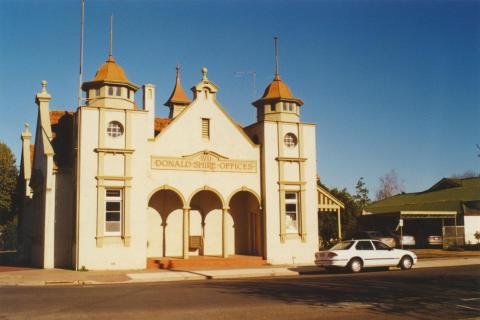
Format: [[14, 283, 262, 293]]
[[228, 190, 262, 256], [148, 188, 184, 257], [189, 189, 225, 256]]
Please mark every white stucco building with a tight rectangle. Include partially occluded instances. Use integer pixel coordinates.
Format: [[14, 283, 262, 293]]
[[18, 49, 329, 270]]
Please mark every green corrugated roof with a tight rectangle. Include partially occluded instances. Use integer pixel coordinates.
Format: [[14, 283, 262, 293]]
[[365, 177, 480, 214]]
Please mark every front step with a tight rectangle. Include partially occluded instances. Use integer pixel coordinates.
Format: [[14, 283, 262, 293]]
[[147, 255, 268, 270]]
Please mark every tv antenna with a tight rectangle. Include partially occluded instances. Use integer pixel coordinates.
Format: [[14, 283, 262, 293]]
[[234, 71, 257, 100]]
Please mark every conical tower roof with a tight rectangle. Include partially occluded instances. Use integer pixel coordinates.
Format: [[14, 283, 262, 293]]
[[164, 65, 191, 106]]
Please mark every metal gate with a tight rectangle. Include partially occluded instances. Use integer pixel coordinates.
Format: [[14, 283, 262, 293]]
[[442, 226, 465, 249]]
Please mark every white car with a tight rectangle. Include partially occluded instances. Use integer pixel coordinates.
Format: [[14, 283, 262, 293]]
[[315, 239, 417, 273]]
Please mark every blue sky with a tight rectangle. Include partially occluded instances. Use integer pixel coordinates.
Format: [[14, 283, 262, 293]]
[[0, 0, 479, 196]]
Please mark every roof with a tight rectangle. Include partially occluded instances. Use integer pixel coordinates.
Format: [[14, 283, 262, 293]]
[[164, 66, 191, 106], [93, 55, 129, 83], [154, 117, 172, 136], [81, 55, 140, 91], [318, 186, 345, 211], [253, 75, 303, 106], [49, 110, 75, 169], [365, 177, 480, 214]]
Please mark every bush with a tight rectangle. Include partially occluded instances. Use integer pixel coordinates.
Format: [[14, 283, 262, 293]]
[[0, 218, 17, 251]]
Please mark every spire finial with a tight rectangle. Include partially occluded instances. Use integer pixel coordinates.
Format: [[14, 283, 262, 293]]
[[274, 36, 279, 80], [24, 123, 30, 133], [176, 64, 180, 80], [41, 80, 47, 92], [109, 15, 113, 59], [202, 67, 208, 81]]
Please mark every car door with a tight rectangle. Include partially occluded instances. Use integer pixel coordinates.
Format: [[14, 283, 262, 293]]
[[372, 240, 397, 266], [354, 240, 376, 267]]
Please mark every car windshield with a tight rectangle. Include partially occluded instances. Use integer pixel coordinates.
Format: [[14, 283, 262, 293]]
[[330, 241, 355, 250]]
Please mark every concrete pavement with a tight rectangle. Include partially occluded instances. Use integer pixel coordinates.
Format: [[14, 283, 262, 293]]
[[0, 255, 479, 286]]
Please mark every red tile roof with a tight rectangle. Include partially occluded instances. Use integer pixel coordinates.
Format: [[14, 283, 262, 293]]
[[154, 117, 172, 135]]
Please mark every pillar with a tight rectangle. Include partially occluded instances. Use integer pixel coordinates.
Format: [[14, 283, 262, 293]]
[[222, 207, 229, 258], [182, 207, 190, 259], [337, 208, 342, 240]]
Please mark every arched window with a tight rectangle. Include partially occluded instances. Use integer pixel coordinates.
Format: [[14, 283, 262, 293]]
[[107, 121, 124, 138]]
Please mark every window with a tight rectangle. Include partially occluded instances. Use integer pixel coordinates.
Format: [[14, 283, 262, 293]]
[[285, 192, 298, 233], [373, 241, 391, 250], [107, 121, 124, 138], [116, 86, 121, 96], [105, 189, 122, 236], [356, 241, 374, 250], [201, 118, 210, 139], [270, 104, 276, 112], [288, 103, 294, 112], [127, 90, 131, 99], [108, 86, 114, 95], [283, 103, 288, 111], [95, 88, 100, 96], [284, 133, 297, 148]]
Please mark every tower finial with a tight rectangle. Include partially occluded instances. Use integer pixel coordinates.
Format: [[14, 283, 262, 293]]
[[274, 36, 279, 80], [176, 64, 180, 80], [41, 80, 47, 93], [109, 15, 113, 59], [202, 67, 208, 81]]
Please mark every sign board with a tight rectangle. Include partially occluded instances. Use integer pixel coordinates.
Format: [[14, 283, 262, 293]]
[[151, 151, 257, 173]]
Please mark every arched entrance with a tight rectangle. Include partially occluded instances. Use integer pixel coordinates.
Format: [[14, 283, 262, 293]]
[[147, 188, 184, 258], [228, 190, 263, 256], [189, 189, 226, 256]]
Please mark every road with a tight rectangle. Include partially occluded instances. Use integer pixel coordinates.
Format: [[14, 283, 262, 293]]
[[0, 265, 479, 320]]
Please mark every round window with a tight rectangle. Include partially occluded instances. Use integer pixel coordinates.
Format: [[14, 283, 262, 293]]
[[107, 121, 124, 138], [284, 133, 297, 148]]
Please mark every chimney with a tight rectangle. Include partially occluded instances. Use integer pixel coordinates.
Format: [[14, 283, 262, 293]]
[[143, 84, 155, 139]]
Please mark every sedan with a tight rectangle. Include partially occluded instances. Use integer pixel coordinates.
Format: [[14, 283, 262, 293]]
[[428, 235, 442, 246], [315, 239, 417, 273]]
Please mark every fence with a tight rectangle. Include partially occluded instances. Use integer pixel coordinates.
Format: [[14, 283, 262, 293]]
[[443, 226, 465, 249]]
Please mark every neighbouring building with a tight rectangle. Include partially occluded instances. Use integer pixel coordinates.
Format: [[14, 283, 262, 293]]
[[362, 177, 480, 247], [17, 47, 330, 269]]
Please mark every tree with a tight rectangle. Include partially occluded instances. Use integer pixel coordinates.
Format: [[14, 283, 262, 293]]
[[375, 169, 404, 201], [0, 143, 18, 225], [329, 187, 361, 240], [353, 177, 370, 210], [451, 170, 479, 178], [474, 231, 480, 245]]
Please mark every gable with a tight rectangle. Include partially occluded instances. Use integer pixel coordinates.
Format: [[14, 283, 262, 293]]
[[152, 95, 258, 158]]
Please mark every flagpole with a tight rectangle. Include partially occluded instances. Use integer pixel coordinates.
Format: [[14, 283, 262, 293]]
[[78, 0, 85, 108]]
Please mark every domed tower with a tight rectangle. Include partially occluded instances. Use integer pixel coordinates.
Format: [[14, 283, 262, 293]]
[[252, 39, 303, 123], [245, 38, 318, 263], [81, 53, 140, 109]]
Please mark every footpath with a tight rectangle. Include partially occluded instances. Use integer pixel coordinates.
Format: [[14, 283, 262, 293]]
[[0, 251, 479, 287]]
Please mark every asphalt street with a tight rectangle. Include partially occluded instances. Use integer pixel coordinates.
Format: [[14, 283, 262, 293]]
[[0, 265, 479, 320]]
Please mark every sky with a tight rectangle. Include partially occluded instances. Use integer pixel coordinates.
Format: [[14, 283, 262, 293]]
[[0, 0, 479, 197]]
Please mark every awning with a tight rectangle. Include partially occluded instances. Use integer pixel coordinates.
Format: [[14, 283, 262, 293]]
[[400, 211, 457, 219]]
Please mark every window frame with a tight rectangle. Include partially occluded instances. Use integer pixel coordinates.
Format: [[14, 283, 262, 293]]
[[284, 133, 298, 148], [105, 188, 122, 236], [107, 121, 124, 138], [201, 118, 210, 140], [285, 192, 299, 234]]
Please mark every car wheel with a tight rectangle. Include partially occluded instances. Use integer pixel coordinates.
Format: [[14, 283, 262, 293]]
[[399, 256, 413, 270], [347, 258, 363, 273]]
